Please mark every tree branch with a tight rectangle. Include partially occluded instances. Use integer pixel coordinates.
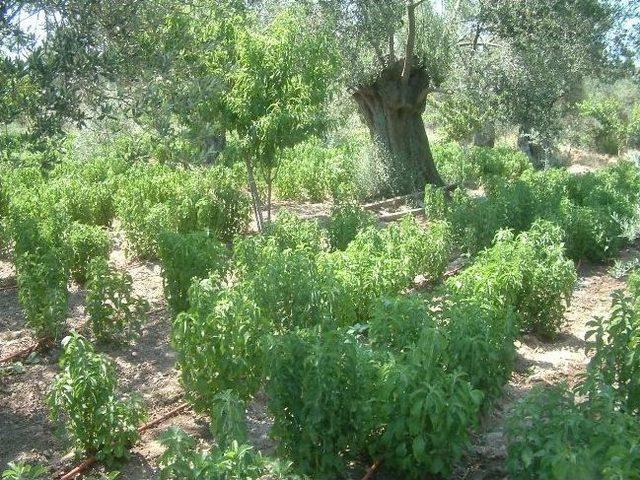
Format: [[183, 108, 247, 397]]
[[388, 33, 395, 63], [401, 1, 418, 84]]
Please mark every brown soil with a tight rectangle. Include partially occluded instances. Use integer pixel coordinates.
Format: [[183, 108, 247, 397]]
[[1, 229, 638, 479]]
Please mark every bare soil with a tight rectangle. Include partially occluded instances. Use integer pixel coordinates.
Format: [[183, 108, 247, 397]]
[[1, 231, 638, 479]]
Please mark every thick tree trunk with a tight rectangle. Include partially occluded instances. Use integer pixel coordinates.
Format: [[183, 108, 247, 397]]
[[352, 61, 444, 194]]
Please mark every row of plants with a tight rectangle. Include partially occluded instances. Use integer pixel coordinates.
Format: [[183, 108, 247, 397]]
[[506, 271, 640, 479], [3, 181, 148, 342], [169, 214, 577, 478], [426, 160, 640, 261]]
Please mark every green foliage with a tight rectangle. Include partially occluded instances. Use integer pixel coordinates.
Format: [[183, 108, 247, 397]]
[[448, 221, 576, 339], [575, 79, 640, 154], [506, 385, 640, 480], [375, 326, 483, 478], [171, 279, 265, 413], [274, 139, 358, 202], [266, 329, 378, 478], [158, 232, 228, 314], [326, 201, 375, 251], [16, 251, 69, 340], [239, 241, 351, 331], [585, 289, 640, 415], [432, 143, 532, 189], [439, 298, 518, 401], [86, 259, 148, 343], [446, 161, 640, 261], [48, 333, 146, 461], [367, 295, 432, 353], [263, 211, 326, 255], [68, 223, 111, 285], [432, 142, 481, 188], [329, 218, 452, 319], [208, 390, 248, 450], [115, 165, 249, 259], [159, 428, 297, 480], [1, 462, 47, 480]]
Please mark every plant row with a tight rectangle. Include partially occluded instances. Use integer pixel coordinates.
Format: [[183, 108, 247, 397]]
[[426, 160, 640, 261], [169, 215, 577, 478]]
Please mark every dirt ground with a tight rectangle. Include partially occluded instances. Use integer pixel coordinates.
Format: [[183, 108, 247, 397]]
[[1, 231, 638, 479]]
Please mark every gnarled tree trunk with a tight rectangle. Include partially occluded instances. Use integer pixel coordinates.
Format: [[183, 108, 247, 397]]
[[352, 61, 444, 194]]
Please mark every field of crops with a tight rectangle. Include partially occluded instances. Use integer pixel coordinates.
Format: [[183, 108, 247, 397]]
[[3, 1, 640, 478], [1, 134, 639, 480]]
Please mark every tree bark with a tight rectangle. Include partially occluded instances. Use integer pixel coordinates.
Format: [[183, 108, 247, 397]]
[[517, 126, 545, 169], [352, 60, 445, 194]]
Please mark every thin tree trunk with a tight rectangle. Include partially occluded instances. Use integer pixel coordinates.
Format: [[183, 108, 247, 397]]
[[245, 157, 263, 231]]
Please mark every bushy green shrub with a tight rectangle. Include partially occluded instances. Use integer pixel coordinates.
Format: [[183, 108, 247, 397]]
[[506, 385, 640, 480], [374, 326, 483, 479], [158, 232, 228, 314], [263, 211, 326, 254], [472, 146, 532, 184], [48, 332, 146, 461], [86, 259, 148, 343], [171, 279, 265, 414], [433, 142, 481, 188], [68, 223, 111, 285], [159, 428, 296, 480], [448, 221, 576, 339], [328, 218, 452, 318], [367, 295, 432, 353], [16, 250, 69, 340], [432, 143, 531, 189], [46, 178, 116, 227], [266, 329, 378, 478], [115, 165, 250, 259], [446, 161, 640, 261], [439, 297, 518, 401], [326, 201, 375, 251], [274, 139, 356, 202], [585, 289, 640, 415]]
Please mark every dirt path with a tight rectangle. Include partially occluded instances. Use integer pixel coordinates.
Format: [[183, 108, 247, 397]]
[[452, 253, 635, 479]]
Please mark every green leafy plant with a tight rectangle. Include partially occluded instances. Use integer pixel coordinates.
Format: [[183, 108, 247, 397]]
[[506, 384, 640, 480], [266, 329, 378, 478], [1, 461, 47, 479], [48, 332, 146, 462], [115, 165, 249, 259], [86, 259, 148, 343], [447, 221, 576, 339], [208, 390, 248, 450], [585, 289, 640, 415], [374, 326, 483, 478], [159, 428, 289, 480], [329, 217, 452, 319], [326, 201, 375, 251], [158, 231, 228, 314], [68, 222, 111, 285], [171, 279, 265, 414], [16, 250, 69, 340]]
